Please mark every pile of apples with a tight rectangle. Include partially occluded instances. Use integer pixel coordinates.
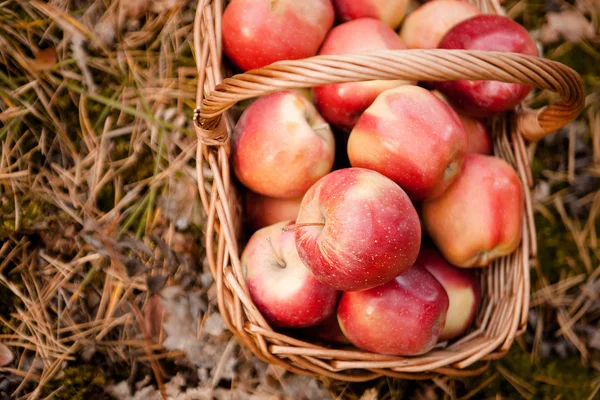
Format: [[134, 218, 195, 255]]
[[224, 0, 533, 356]]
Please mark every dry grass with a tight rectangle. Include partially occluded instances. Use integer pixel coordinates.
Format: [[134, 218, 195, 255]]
[[0, 1, 207, 398], [0, 0, 599, 399]]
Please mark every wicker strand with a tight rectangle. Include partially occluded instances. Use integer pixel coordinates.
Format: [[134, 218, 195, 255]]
[[195, 50, 584, 143]]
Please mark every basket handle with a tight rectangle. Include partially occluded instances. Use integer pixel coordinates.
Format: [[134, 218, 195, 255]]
[[194, 49, 584, 143]]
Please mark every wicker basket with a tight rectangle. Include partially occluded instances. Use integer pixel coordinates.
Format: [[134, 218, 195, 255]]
[[192, 0, 585, 381]]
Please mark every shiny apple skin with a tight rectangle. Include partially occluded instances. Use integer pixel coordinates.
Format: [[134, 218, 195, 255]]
[[416, 245, 481, 340], [348, 85, 468, 200], [422, 154, 524, 268], [399, 0, 480, 49], [223, 0, 334, 71], [332, 0, 409, 29], [338, 264, 449, 355], [242, 221, 340, 328], [313, 18, 411, 132], [295, 168, 421, 292], [231, 91, 335, 198], [435, 15, 539, 118]]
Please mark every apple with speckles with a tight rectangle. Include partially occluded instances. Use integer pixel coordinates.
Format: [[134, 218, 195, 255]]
[[338, 264, 449, 355], [244, 191, 303, 231], [422, 154, 524, 268], [399, 0, 480, 49], [347, 85, 468, 200], [222, 0, 334, 71], [313, 18, 412, 132], [332, 0, 409, 29], [241, 221, 340, 328], [433, 90, 492, 155], [232, 91, 335, 199], [416, 245, 481, 340], [436, 15, 539, 117], [294, 168, 421, 292]]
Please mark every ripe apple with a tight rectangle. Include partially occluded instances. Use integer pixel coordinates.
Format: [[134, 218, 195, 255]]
[[422, 154, 524, 268], [459, 114, 493, 155], [232, 91, 335, 199], [302, 311, 350, 344], [399, 0, 480, 49], [332, 0, 409, 29], [347, 85, 468, 200], [416, 245, 481, 340], [222, 0, 334, 71], [313, 18, 411, 132], [241, 221, 340, 328], [436, 15, 539, 117], [338, 264, 449, 356], [294, 168, 421, 292], [244, 191, 303, 231], [433, 90, 492, 155]]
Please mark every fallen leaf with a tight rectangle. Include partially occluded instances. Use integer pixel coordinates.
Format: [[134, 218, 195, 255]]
[[32, 48, 57, 71], [146, 274, 168, 294], [104, 381, 131, 399], [144, 294, 165, 339], [0, 344, 14, 366], [282, 374, 330, 400], [539, 11, 595, 44], [158, 175, 203, 230], [160, 286, 208, 365], [534, 181, 551, 203], [203, 313, 226, 337], [359, 387, 379, 400], [588, 324, 600, 351]]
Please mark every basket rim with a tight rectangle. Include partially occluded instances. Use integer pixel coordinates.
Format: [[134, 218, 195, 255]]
[[194, 49, 584, 144]]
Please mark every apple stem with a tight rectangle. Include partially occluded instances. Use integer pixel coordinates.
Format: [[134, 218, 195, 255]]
[[282, 222, 325, 232], [266, 237, 286, 268]]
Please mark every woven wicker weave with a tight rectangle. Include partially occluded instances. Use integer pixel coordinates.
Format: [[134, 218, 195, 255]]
[[192, 0, 585, 381]]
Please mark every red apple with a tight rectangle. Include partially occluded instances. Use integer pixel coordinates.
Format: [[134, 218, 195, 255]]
[[338, 264, 449, 356], [313, 18, 411, 132], [436, 15, 539, 117], [415, 245, 481, 340], [295, 168, 421, 292], [303, 311, 350, 344], [332, 0, 409, 29], [347, 85, 468, 200], [399, 0, 480, 49], [222, 0, 334, 71], [433, 90, 492, 155], [422, 154, 524, 268], [232, 91, 335, 198], [461, 114, 492, 155], [242, 221, 339, 328], [244, 191, 303, 231]]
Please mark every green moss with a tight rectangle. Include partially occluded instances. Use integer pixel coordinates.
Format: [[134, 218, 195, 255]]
[[0, 195, 42, 237], [530, 157, 545, 182], [550, 44, 600, 89], [0, 194, 70, 239], [40, 365, 108, 400], [534, 212, 584, 283], [506, 0, 547, 30], [462, 346, 597, 399]]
